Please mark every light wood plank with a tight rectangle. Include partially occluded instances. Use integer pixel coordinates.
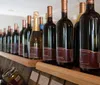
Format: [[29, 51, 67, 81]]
[[36, 62, 100, 85], [0, 51, 41, 67]]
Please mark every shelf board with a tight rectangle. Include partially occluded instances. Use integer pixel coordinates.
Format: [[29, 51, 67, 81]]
[[36, 62, 100, 85], [0, 51, 41, 67]]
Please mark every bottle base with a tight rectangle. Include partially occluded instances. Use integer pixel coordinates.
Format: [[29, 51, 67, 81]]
[[80, 68, 100, 76], [57, 62, 73, 69], [74, 63, 79, 68], [43, 60, 57, 65]]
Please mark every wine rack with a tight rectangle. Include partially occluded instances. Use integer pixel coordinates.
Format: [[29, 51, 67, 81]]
[[36, 62, 100, 85], [0, 51, 41, 67], [0, 51, 100, 85]]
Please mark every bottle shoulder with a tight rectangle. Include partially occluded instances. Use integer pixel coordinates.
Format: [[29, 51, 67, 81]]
[[74, 22, 79, 29], [12, 31, 19, 36], [24, 28, 32, 33], [20, 29, 25, 35], [44, 22, 56, 29], [80, 11, 100, 20], [57, 18, 73, 27]]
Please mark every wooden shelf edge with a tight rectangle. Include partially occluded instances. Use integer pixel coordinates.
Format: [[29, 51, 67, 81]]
[[0, 51, 41, 67], [36, 62, 100, 85]]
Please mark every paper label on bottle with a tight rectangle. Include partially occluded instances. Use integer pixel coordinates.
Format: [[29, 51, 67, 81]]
[[30, 47, 42, 59], [13, 43, 18, 54], [30, 71, 39, 82], [19, 44, 23, 55], [3, 37, 6, 52], [13, 36, 19, 54], [0, 38, 2, 51], [80, 49, 100, 69], [43, 47, 56, 61], [7, 36, 10, 52], [50, 80, 63, 85], [57, 47, 73, 63], [12, 43, 14, 53], [38, 75, 49, 85]]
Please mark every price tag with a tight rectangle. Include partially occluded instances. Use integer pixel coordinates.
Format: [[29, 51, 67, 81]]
[[50, 79, 63, 85], [38, 75, 49, 85], [30, 71, 39, 82]]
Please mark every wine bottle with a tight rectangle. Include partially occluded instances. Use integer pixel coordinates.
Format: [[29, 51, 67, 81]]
[[29, 11, 42, 59], [19, 20, 26, 56], [6, 26, 12, 53], [80, 0, 100, 76], [74, 2, 86, 67], [44, 13, 48, 24], [23, 16, 32, 58], [10, 29, 13, 54], [43, 6, 56, 64], [12, 24, 19, 55], [56, 0, 73, 68], [39, 17, 44, 32], [2, 28, 7, 52], [0, 30, 2, 51]]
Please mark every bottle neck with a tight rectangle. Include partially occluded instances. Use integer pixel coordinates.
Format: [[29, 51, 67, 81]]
[[86, 3, 94, 11], [47, 17, 53, 23], [27, 24, 31, 29], [39, 24, 44, 31], [22, 27, 26, 30], [14, 30, 17, 32], [4, 32, 6, 35], [62, 12, 68, 19], [33, 17, 39, 31], [8, 31, 11, 35]]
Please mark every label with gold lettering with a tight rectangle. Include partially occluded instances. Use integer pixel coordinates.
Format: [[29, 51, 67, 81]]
[[80, 49, 100, 69], [57, 47, 73, 63]]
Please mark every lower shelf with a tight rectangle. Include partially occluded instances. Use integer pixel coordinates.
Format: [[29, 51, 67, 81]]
[[0, 51, 41, 67], [36, 62, 100, 85]]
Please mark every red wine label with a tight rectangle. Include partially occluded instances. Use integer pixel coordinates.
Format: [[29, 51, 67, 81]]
[[19, 44, 23, 55], [57, 48, 73, 63], [80, 49, 100, 69], [12, 43, 14, 53], [43, 47, 56, 61], [12, 43, 18, 54], [29, 47, 42, 59]]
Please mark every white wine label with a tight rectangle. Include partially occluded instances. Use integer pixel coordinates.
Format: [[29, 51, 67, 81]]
[[50, 80, 63, 85], [38, 75, 49, 85], [30, 71, 39, 82]]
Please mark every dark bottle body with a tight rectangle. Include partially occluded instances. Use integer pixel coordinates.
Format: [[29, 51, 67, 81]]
[[80, 4, 100, 75], [12, 30, 19, 55], [74, 2, 85, 67], [43, 17, 56, 64], [73, 22, 80, 67], [19, 27, 25, 56], [23, 24, 32, 58], [2, 33, 6, 52], [0, 34, 2, 51], [10, 34, 13, 54], [6, 31, 11, 53], [56, 13, 73, 68]]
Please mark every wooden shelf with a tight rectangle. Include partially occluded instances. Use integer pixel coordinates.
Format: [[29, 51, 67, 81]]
[[0, 51, 41, 67], [36, 62, 100, 85]]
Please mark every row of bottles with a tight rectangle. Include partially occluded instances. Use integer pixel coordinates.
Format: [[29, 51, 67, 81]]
[[0, 0, 100, 76]]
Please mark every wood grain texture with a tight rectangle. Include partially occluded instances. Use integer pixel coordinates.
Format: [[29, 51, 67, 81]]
[[0, 52, 41, 67], [36, 62, 100, 85]]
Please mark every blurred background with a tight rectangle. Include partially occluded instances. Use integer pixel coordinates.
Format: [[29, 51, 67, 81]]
[[0, 0, 99, 30]]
